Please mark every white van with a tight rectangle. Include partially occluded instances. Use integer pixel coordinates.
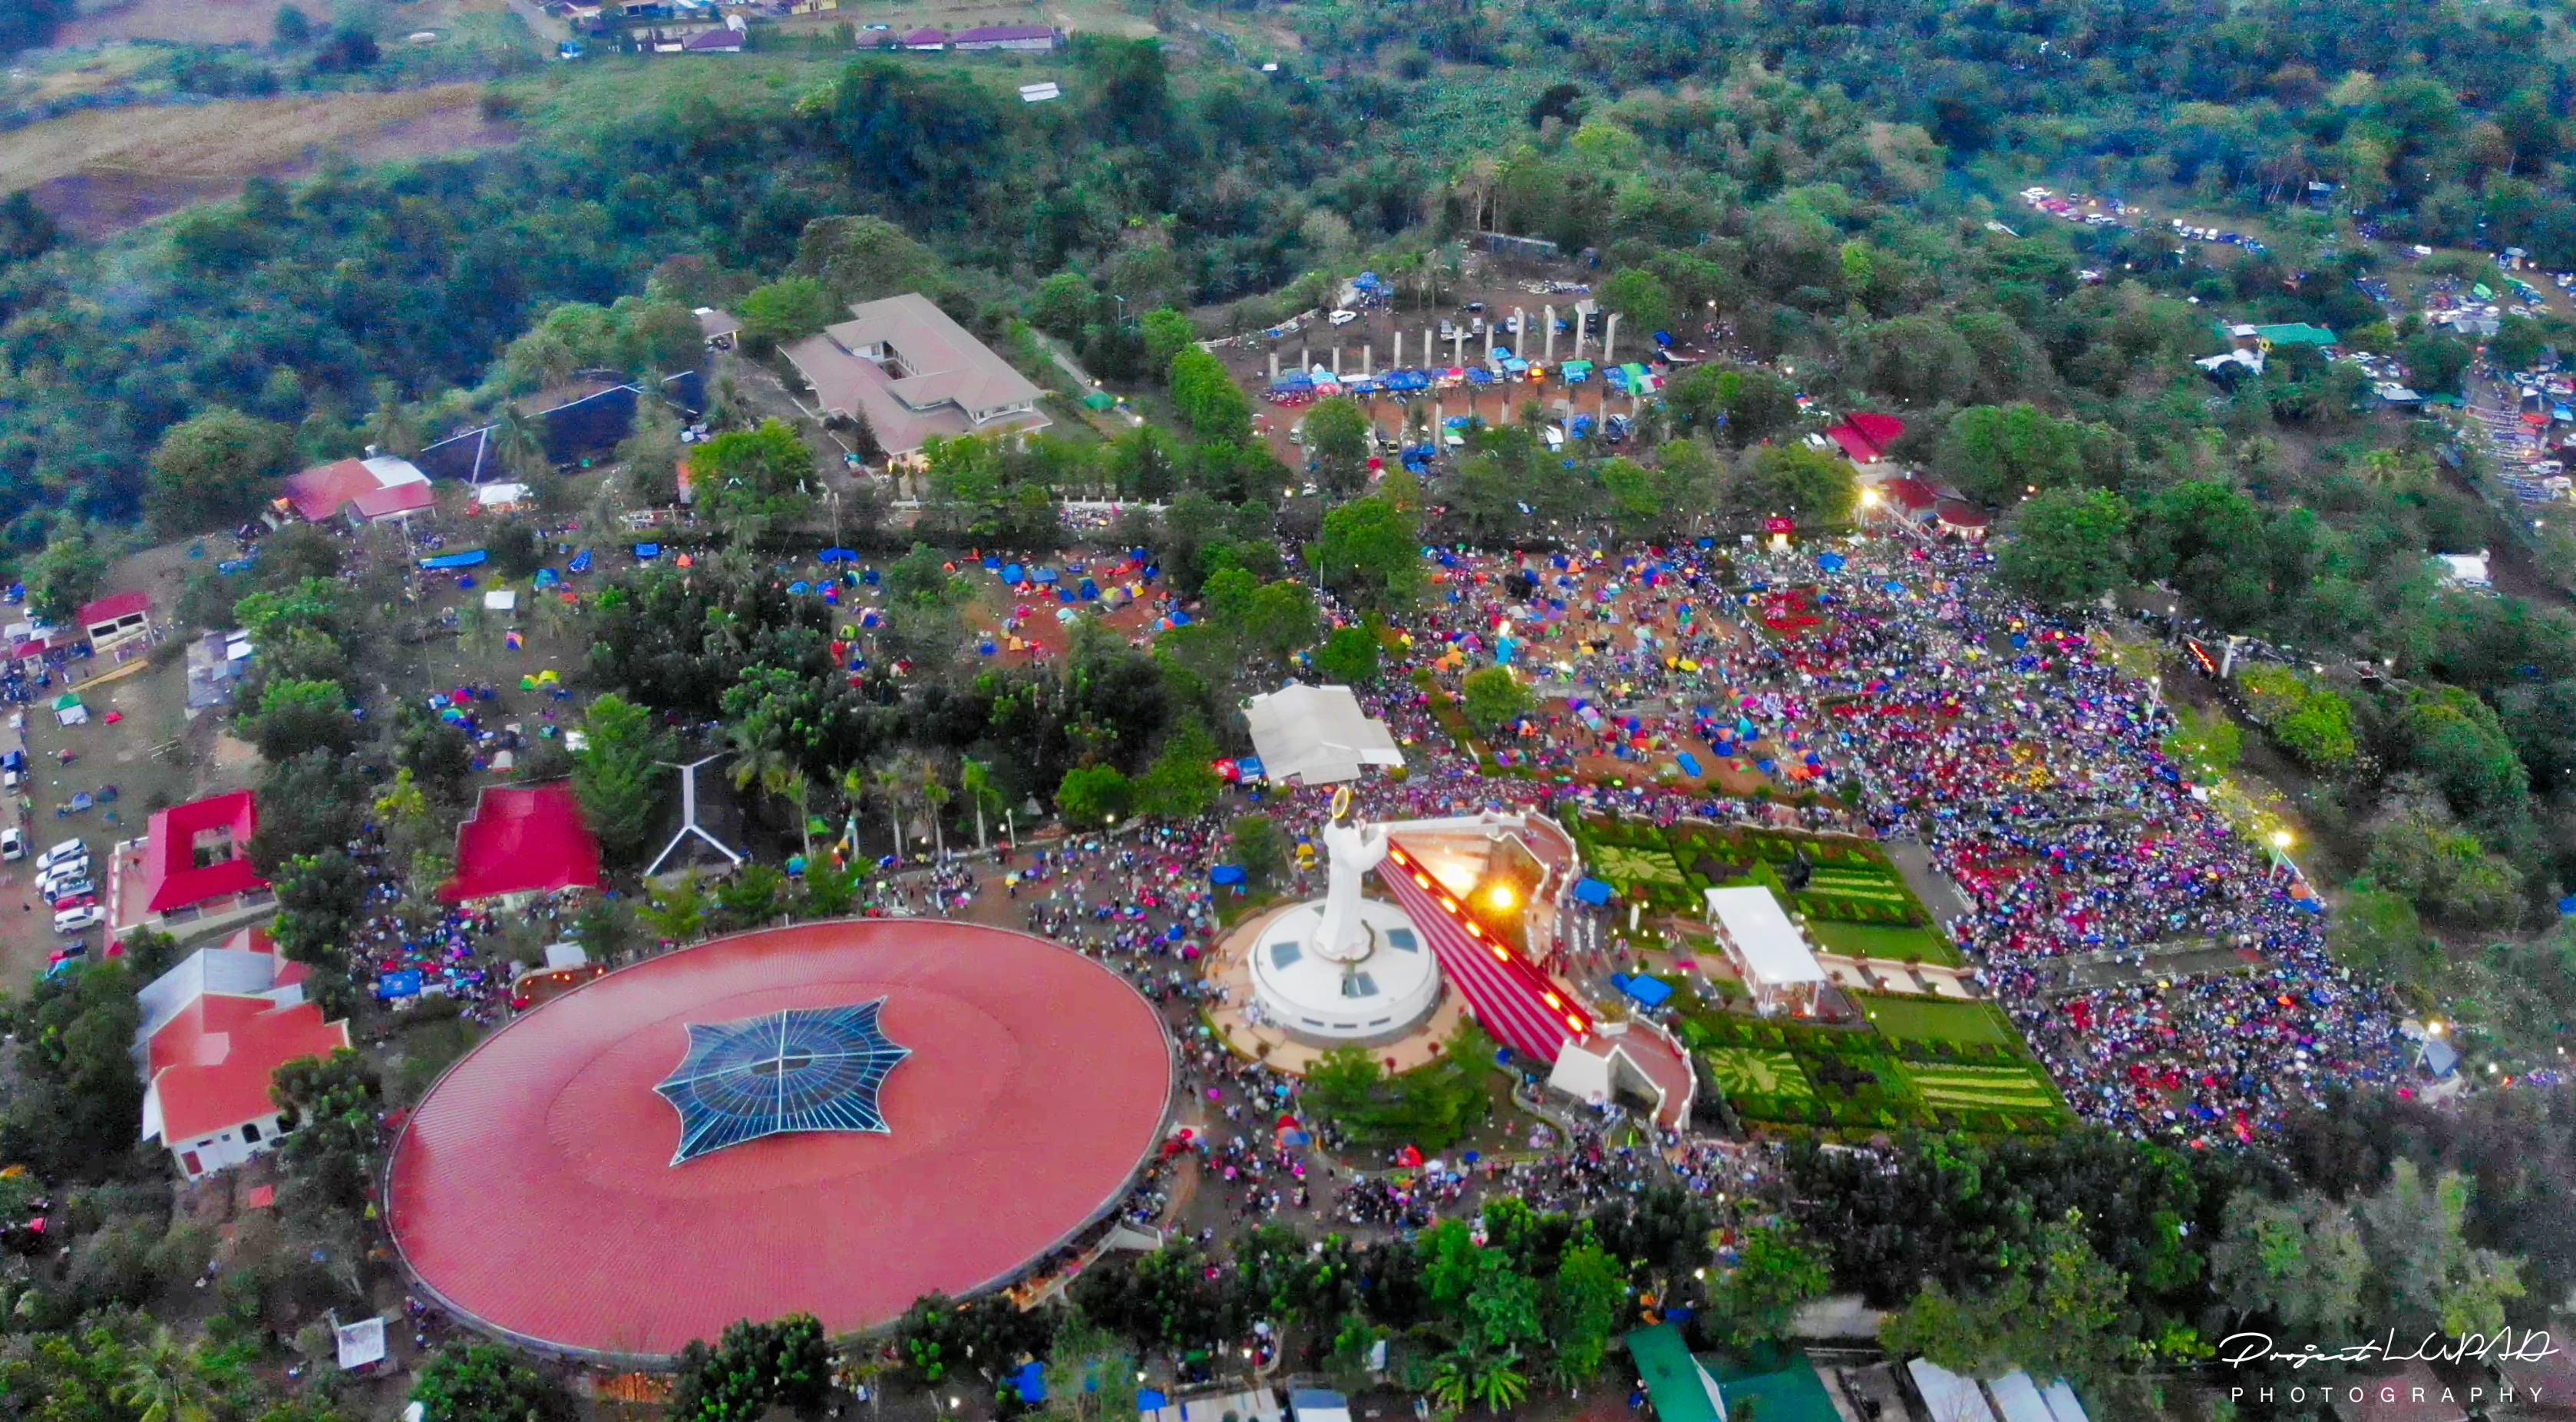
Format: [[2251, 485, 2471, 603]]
[[52, 904, 103, 934], [35, 838, 84, 873]]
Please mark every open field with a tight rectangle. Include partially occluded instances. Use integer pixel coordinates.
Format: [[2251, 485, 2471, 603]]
[[1805, 918, 1959, 966], [1852, 994, 2017, 1047], [3, 83, 514, 236]]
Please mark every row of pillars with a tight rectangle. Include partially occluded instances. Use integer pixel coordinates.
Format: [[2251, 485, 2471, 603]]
[[1263, 304, 1622, 382]]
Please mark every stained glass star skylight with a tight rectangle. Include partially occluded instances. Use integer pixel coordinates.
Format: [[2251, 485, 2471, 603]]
[[652, 1001, 912, 1165]]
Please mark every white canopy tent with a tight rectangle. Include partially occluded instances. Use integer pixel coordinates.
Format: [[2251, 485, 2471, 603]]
[[1242, 683, 1404, 786], [1703, 885, 1827, 1014]]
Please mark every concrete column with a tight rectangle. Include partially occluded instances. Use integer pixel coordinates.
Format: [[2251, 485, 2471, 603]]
[[1513, 307, 1526, 353], [1544, 306, 1557, 362], [1300, 343, 1310, 372], [1362, 343, 1372, 377], [1483, 321, 1495, 360], [1269, 351, 1279, 382], [1333, 346, 1343, 379], [1573, 318, 1587, 362], [1452, 330, 1466, 365], [1603, 313, 1620, 368], [1424, 329, 1434, 367], [1392, 331, 1402, 369]]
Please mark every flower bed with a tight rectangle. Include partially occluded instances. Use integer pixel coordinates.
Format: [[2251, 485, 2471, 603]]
[[1677, 996, 2068, 1137]]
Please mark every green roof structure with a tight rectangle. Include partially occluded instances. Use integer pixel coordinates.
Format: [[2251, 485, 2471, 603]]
[[1626, 1324, 1725, 1422], [2210, 321, 2338, 348], [1709, 1348, 1842, 1422]]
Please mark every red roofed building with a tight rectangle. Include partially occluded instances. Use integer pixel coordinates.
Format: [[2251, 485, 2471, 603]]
[[442, 782, 601, 906], [76, 590, 153, 653], [1935, 498, 1991, 539], [140, 992, 348, 1180], [1823, 410, 1905, 464], [112, 789, 271, 938], [1875, 475, 1940, 525], [277, 455, 431, 526], [901, 25, 948, 48], [951, 22, 1057, 48]]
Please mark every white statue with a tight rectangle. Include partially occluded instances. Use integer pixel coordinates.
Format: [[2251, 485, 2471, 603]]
[[1314, 786, 1386, 962]]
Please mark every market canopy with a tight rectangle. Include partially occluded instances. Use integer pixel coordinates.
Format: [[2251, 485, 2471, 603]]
[[1241, 682, 1405, 786]]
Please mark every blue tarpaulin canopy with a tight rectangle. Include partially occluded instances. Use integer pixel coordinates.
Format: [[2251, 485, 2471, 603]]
[[1235, 754, 1263, 778], [1210, 865, 1247, 885], [375, 970, 423, 1000], [1032, 567, 1059, 584], [1677, 751, 1704, 776], [819, 547, 860, 563], [1138, 1391, 1168, 1411], [1613, 974, 1673, 1008], [1010, 1364, 1045, 1404], [418, 550, 487, 570], [1815, 551, 1846, 571], [634, 543, 662, 559], [1574, 876, 1613, 905]]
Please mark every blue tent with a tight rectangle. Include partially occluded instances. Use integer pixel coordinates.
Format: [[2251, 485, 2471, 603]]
[[1210, 865, 1247, 885], [1573, 876, 1613, 905], [418, 550, 487, 570], [1010, 1363, 1045, 1404], [375, 970, 424, 1000], [788, 580, 811, 594], [1815, 551, 1846, 571], [1235, 754, 1263, 778], [569, 548, 593, 574], [819, 547, 860, 563], [1033, 566, 1059, 584], [1677, 751, 1704, 777], [634, 543, 662, 559], [1613, 974, 1673, 1008], [1002, 563, 1025, 584], [1138, 1392, 1168, 1412], [1078, 578, 1100, 600]]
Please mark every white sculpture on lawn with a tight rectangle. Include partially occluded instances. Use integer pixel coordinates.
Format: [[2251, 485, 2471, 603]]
[[1314, 785, 1388, 961]]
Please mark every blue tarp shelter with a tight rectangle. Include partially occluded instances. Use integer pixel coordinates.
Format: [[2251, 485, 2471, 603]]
[[376, 970, 424, 1000], [1002, 563, 1026, 583], [1010, 1364, 1045, 1404], [1678, 751, 1704, 777], [819, 547, 859, 563], [418, 550, 487, 570], [634, 543, 661, 559], [1613, 974, 1673, 1008], [1210, 865, 1247, 885], [1574, 876, 1613, 905]]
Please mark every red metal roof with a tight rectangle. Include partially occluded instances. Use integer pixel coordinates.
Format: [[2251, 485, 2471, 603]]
[[145, 994, 349, 1143], [385, 921, 1173, 1356], [441, 782, 600, 902], [280, 458, 378, 522], [1936, 498, 1991, 529], [953, 22, 1052, 40], [74, 590, 150, 627], [1879, 475, 1940, 511], [141, 790, 266, 914], [1847, 410, 1905, 446], [901, 25, 946, 42], [1825, 412, 1905, 463]]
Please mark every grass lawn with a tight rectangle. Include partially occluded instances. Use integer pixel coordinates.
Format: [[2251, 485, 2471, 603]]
[[1699, 1047, 1812, 1103], [1806, 920, 1961, 966], [1898, 1062, 2066, 1114], [1854, 994, 2016, 1047]]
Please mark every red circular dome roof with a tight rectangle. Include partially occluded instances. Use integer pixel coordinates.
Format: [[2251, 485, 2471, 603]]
[[385, 921, 1171, 1358]]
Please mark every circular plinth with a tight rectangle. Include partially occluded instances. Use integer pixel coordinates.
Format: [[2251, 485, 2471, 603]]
[[1248, 899, 1440, 1043], [385, 921, 1172, 1360]]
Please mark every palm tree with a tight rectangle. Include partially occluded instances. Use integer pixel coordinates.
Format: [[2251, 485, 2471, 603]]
[[118, 1327, 212, 1422], [1425, 1353, 1471, 1412], [958, 757, 1001, 852], [494, 405, 549, 484], [365, 377, 418, 457], [1468, 1351, 1529, 1412], [921, 779, 950, 861], [867, 763, 906, 868]]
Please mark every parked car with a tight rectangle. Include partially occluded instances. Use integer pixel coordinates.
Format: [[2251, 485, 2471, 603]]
[[48, 882, 94, 908], [34, 839, 84, 873], [50, 891, 94, 914], [1, 828, 21, 862], [51, 905, 103, 934], [39, 856, 89, 887], [1327, 309, 1359, 326]]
